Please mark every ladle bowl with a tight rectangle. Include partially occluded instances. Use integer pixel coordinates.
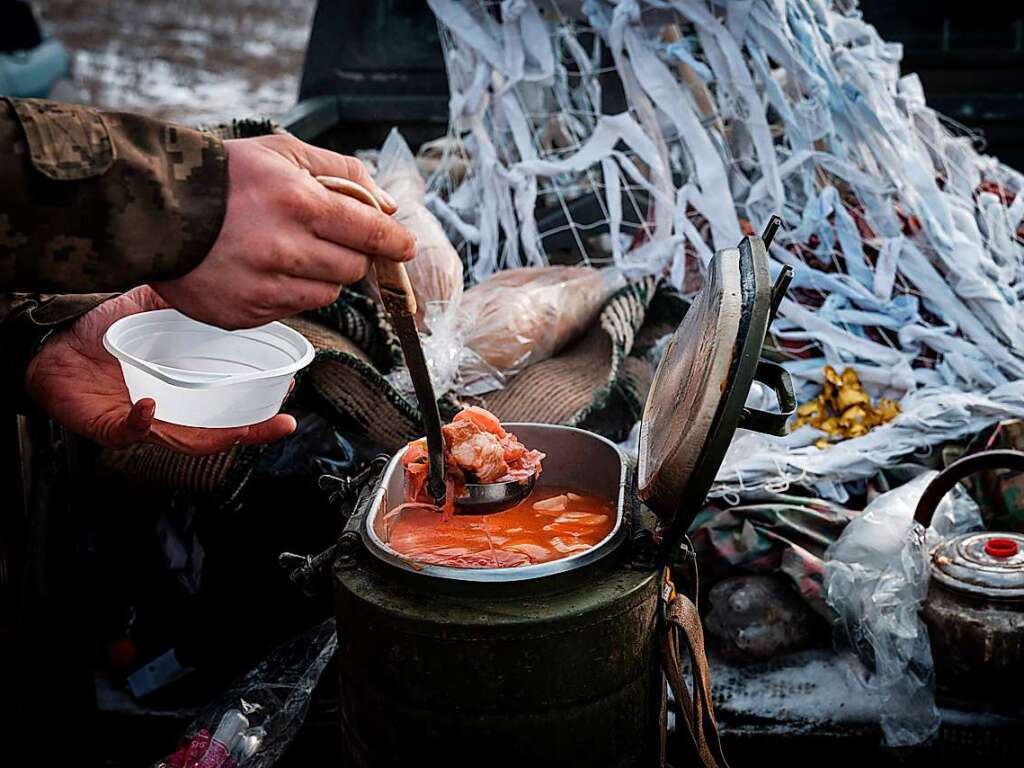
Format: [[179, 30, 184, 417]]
[[453, 473, 538, 516]]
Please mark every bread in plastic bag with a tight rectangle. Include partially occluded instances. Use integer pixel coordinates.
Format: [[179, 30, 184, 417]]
[[459, 265, 625, 381], [374, 128, 463, 331]]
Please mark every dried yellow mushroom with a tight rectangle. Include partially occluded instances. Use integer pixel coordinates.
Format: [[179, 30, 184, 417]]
[[791, 365, 901, 448]]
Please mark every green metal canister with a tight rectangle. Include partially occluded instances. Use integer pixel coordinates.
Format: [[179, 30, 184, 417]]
[[334, 424, 664, 767], [332, 229, 792, 767], [334, 537, 664, 766]]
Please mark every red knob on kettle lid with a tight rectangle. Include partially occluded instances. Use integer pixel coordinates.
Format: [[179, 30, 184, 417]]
[[984, 537, 1019, 558]]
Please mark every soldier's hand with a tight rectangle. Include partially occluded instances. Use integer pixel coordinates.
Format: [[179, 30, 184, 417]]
[[24, 285, 297, 455], [152, 134, 417, 329]]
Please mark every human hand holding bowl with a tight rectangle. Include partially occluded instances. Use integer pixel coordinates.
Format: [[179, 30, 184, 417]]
[[25, 285, 297, 455]]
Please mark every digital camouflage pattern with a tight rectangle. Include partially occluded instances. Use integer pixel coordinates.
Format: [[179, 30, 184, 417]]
[[0, 98, 229, 408], [0, 98, 227, 291]]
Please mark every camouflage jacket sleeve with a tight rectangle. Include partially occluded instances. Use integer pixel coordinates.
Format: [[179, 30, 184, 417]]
[[0, 98, 228, 410], [0, 292, 114, 412], [0, 98, 228, 291]]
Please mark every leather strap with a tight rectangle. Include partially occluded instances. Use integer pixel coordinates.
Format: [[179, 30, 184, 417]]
[[659, 559, 730, 768]]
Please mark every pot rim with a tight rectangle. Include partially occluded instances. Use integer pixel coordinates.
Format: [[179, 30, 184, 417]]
[[363, 423, 629, 583]]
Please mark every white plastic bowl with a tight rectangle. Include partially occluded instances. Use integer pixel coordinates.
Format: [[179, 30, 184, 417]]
[[103, 309, 314, 428]]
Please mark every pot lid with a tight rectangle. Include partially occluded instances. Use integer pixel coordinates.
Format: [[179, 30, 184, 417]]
[[637, 220, 794, 554], [931, 532, 1024, 600]]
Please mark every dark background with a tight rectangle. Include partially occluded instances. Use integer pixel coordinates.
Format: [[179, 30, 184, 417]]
[[861, 2, 1024, 170]]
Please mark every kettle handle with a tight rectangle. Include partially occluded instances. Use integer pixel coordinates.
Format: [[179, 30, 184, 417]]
[[913, 449, 1024, 527]]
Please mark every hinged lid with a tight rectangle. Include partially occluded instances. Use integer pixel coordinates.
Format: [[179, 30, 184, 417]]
[[637, 224, 794, 555], [931, 532, 1024, 600]]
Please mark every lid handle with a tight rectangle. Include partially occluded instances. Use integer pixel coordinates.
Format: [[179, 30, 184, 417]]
[[768, 265, 793, 329], [761, 215, 782, 249], [914, 449, 1024, 527], [736, 360, 795, 437]]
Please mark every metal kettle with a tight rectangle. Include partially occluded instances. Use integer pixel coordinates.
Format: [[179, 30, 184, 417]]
[[915, 449, 1024, 708]]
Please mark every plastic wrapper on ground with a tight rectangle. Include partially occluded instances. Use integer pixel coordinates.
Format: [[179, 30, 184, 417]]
[[825, 472, 982, 747], [153, 619, 336, 767]]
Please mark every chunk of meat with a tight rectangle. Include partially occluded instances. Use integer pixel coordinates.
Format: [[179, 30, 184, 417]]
[[402, 438, 428, 466], [500, 433, 526, 462], [452, 405, 507, 437], [497, 447, 545, 483], [442, 419, 509, 483], [402, 407, 543, 503]]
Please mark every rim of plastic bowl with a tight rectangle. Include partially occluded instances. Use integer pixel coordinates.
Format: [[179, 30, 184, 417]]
[[102, 309, 315, 391]]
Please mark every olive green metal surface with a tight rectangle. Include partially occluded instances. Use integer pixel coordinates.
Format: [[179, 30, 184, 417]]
[[334, 552, 663, 767]]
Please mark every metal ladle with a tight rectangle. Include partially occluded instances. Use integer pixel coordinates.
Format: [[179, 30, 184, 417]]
[[316, 175, 537, 515]]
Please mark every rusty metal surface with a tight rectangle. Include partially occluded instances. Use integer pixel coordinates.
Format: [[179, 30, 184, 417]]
[[637, 246, 740, 520], [912, 449, 1024, 705], [923, 582, 1024, 706], [637, 235, 773, 551]]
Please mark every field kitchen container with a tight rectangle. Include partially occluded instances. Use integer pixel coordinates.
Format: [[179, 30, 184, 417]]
[[328, 229, 794, 767]]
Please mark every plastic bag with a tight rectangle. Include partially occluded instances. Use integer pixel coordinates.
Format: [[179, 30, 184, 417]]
[[459, 265, 625, 384], [386, 300, 477, 398], [375, 128, 464, 332], [387, 265, 624, 398], [824, 471, 982, 746], [154, 619, 337, 767]]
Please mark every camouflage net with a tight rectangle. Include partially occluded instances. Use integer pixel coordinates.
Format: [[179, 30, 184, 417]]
[[426, 0, 1024, 502]]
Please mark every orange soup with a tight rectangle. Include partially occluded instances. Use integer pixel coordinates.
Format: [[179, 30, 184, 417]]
[[382, 486, 616, 568]]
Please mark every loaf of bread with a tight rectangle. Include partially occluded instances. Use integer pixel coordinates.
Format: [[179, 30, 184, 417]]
[[460, 266, 613, 376]]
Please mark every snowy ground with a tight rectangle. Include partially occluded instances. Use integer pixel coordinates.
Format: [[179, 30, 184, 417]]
[[34, 0, 316, 125]]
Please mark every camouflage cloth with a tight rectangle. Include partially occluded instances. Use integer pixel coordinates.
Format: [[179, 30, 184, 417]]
[[0, 98, 228, 407], [689, 494, 859, 618]]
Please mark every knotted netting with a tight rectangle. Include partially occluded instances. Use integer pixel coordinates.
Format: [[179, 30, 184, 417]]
[[423, 0, 1024, 502]]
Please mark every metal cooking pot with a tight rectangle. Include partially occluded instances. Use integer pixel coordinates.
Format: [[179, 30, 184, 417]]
[[327, 227, 795, 768], [915, 449, 1024, 708], [336, 424, 664, 767]]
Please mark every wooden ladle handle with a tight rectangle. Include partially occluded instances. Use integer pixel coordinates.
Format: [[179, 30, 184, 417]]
[[315, 175, 417, 317]]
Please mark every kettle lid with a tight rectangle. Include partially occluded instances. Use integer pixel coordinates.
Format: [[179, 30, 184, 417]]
[[931, 532, 1024, 600]]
